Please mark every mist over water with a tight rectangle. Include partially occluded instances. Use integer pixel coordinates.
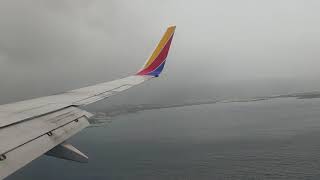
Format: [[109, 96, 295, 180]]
[[88, 91, 320, 126]]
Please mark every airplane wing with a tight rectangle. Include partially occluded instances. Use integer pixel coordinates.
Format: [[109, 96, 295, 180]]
[[0, 26, 176, 179]]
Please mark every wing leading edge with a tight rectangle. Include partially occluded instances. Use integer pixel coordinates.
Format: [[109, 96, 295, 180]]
[[0, 26, 176, 179]]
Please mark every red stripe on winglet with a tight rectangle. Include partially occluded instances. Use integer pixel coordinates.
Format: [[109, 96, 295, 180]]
[[137, 35, 174, 75]]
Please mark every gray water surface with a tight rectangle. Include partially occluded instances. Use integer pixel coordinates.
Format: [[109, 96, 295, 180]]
[[8, 97, 320, 180]]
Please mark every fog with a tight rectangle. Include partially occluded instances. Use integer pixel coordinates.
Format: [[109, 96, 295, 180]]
[[0, 0, 320, 105]]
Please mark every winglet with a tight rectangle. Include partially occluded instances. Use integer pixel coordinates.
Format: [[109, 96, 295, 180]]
[[137, 26, 176, 77]]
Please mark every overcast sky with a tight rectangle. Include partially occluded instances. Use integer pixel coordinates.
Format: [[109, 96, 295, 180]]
[[0, 0, 320, 104]]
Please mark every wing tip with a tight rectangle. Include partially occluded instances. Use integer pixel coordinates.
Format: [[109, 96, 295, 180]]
[[136, 25, 176, 77], [168, 25, 176, 31]]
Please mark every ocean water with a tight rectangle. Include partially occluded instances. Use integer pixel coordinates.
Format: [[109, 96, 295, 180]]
[[8, 97, 320, 180]]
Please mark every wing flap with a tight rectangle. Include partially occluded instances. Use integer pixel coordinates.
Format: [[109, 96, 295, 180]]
[[45, 142, 89, 163], [0, 107, 92, 156], [0, 116, 90, 179]]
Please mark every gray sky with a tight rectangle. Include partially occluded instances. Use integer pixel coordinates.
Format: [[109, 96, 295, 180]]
[[0, 0, 320, 104]]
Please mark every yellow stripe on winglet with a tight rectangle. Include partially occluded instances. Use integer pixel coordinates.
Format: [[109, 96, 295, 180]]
[[144, 26, 176, 68]]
